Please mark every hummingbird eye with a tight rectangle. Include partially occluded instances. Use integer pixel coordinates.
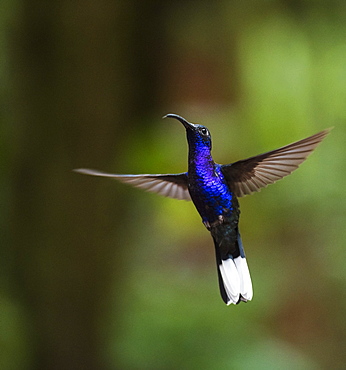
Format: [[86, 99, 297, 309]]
[[200, 127, 209, 136]]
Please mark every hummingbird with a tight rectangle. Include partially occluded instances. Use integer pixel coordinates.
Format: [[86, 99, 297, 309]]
[[75, 114, 330, 305]]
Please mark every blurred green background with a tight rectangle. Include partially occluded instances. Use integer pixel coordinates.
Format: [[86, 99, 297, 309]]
[[1, 1, 345, 369]]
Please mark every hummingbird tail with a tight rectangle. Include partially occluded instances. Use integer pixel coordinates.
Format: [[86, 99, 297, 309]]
[[213, 234, 253, 305]]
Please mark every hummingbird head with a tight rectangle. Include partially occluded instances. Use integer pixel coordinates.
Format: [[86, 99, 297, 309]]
[[163, 113, 212, 150]]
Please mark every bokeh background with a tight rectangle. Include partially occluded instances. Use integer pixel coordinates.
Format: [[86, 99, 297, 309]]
[[1, 1, 345, 369]]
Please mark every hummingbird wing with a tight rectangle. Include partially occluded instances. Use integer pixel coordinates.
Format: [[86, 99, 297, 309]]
[[74, 168, 191, 201], [221, 128, 331, 197]]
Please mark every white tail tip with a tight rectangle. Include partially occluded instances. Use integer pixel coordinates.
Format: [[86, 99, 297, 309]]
[[219, 256, 253, 305]]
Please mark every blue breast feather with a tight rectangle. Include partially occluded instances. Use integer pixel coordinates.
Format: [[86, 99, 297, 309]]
[[189, 164, 234, 222]]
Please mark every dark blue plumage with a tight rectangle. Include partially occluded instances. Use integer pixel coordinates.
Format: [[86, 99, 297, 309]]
[[168, 115, 250, 304], [75, 115, 331, 305]]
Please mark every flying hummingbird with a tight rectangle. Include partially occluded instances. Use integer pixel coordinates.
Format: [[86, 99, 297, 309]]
[[75, 114, 330, 305]]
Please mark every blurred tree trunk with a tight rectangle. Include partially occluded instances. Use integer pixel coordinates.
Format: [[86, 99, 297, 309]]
[[10, 1, 165, 369]]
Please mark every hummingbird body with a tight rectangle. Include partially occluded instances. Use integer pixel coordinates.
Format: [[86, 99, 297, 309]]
[[188, 159, 235, 225], [186, 125, 236, 222], [75, 115, 331, 305], [184, 121, 250, 303]]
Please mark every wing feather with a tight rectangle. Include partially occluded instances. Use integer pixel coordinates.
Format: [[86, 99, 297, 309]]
[[74, 168, 191, 201], [221, 128, 331, 197]]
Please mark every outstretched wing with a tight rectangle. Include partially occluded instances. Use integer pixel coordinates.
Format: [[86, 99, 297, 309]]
[[74, 168, 191, 201], [221, 128, 331, 197]]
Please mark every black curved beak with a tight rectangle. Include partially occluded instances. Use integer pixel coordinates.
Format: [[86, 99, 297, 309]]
[[163, 113, 197, 130]]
